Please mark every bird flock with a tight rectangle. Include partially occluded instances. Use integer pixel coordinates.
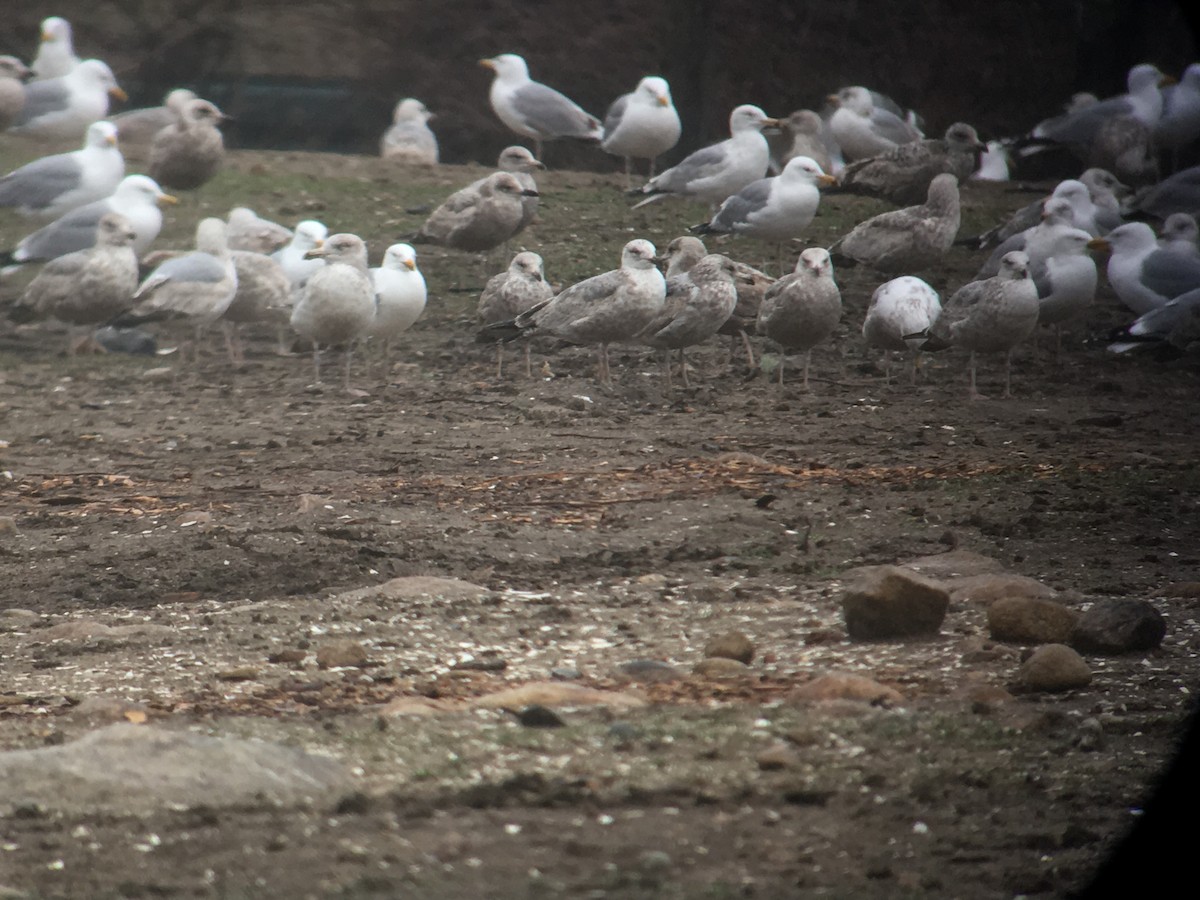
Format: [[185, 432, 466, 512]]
[[3, 16, 1200, 397]]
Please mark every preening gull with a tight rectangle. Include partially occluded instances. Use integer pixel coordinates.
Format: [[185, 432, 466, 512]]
[[767, 110, 835, 177], [369, 243, 428, 371], [9, 59, 126, 141], [829, 173, 961, 272], [601, 76, 681, 185], [465, 146, 544, 232], [1, 174, 176, 272], [226, 207, 292, 254], [827, 86, 922, 162], [30, 17, 79, 82], [476, 251, 554, 377], [915, 251, 1040, 399], [835, 123, 984, 206], [480, 53, 602, 158], [495, 239, 665, 386], [1160, 213, 1200, 257], [756, 247, 842, 388], [413, 171, 538, 253], [289, 233, 377, 389], [0, 57, 30, 131], [272, 220, 328, 297], [1089, 222, 1200, 315], [16, 212, 138, 350], [110, 88, 197, 157], [632, 104, 778, 210], [380, 98, 438, 165], [691, 155, 834, 245], [861, 275, 942, 383], [1108, 287, 1200, 355], [0, 120, 124, 219], [148, 98, 227, 190], [636, 253, 739, 390]]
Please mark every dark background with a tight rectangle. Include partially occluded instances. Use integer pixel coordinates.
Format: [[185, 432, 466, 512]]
[[2, 1, 1198, 169]]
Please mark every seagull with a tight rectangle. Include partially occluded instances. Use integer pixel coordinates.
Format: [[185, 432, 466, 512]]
[[109, 88, 197, 159], [369, 243, 427, 373], [9, 59, 126, 141], [632, 104, 779, 210], [861, 275, 942, 383], [0, 120, 124, 219], [289, 233, 377, 390], [691, 156, 834, 251], [480, 53, 602, 158], [971, 175, 1114, 252], [492, 239, 665, 386], [834, 122, 985, 206], [601, 76, 681, 186], [148, 98, 227, 190], [1156, 63, 1200, 159], [476, 251, 554, 377], [975, 195, 1078, 280], [1160, 213, 1200, 257], [1125, 163, 1200, 220], [1108, 287, 1200, 355], [827, 85, 922, 162], [1032, 227, 1099, 349], [767, 109, 835, 177], [1, 174, 176, 273], [915, 251, 1040, 400], [226, 207, 292, 254], [971, 141, 1012, 182], [1031, 64, 1169, 150], [412, 171, 538, 254], [30, 17, 79, 82], [1089, 222, 1200, 315], [272, 219, 328, 297], [465, 146, 544, 233], [380, 98, 438, 165], [636, 253, 740, 390], [220, 250, 293, 366], [0, 57, 30, 131], [756, 247, 842, 388], [829, 173, 961, 273], [14, 212, 138, 352]]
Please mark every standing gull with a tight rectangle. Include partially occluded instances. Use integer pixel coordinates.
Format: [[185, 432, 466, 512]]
[[289, 233, 376, 390], [0, 120, 124, 219], [756, 247, 842, 388], [861, 276, 942, 384], [369, 243, 428, 373], [1089, 222, 1200, 315], [975, 195, 1078, 280], [971, 175, 1113, 252], [0, 57, 30, 131], [829, 173, 961, 272], [834, 122, 984, 206], [827, 86, 922, 162], [480, 53, 602, 158], [220, 250, 292, 366], [1031, 64, 1168, 150], [767, 110, 835, 177], [30, 17, 79, 82], [109, 88, 197, 158], [476, 251, 554, 377], [412, 171, 538, 254], [272, 219, 327, 298], [632, 104, 779, 210], [601, 76, 681, 186], [915, 251, 1040, 400], [226, 207, 292, 254], [1032, 227, 1099, 350], [9, 59, 126, 141], [380, 98, 438, 165], [1156, 63, 1200, 160], [495, 239, 665, 386], [148, 98, 227, 190]]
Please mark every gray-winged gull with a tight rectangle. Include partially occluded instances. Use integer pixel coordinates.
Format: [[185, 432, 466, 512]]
[[30, 17, 79, 82], [827, 86, 922, 162], [480, 53, 602, 158], [601, 76, 681, 185], [829, 173, 961, 272], [413, 171, 538, 254], [1089, 222, 1200, 315], [9, 59, 126, 140], [1160, 213, 1200, 257], [916, 251, 1040, 399], [148, 98, 226, 190], [369, 242, 427, 371], [272, 220, 327, 297], [1108, 287, 1200, 354], [632, 104, 778, 210], [691, 155, 834, 247], [290, 233, 376, 389], [1033, 64, 1168, 149], [226, 207, 292, 254], [380, 98, 438, 165], [1125, 163, 1200, 220], [1032, 227, 1098, 348], [0, 57, 30, 131], [861, 275, 942, 383], [476, 250, 554, 377], [0, 120, 124, 219], [1156, 63, 1200, 156], [835, 123, 984, 206], [975, 195, 1078, 280], [756, 247, 842, 388]]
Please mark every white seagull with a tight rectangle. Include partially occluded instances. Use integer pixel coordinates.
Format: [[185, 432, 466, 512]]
[[480, 53, 602, 158]]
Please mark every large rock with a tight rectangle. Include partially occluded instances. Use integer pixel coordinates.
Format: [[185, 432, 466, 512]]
[[1013, 644, 1092, 693], [841, 566, 950, 640], [948, 573, 1057, 606], [0, 724, 351, 815], [1070, 599, 1167, 654], [988, 597, 1080, 644]]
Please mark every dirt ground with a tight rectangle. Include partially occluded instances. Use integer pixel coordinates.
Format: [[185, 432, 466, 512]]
[[1, 148, 1199, 898]]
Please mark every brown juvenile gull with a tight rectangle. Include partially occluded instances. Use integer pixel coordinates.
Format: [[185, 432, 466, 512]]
[[30, 17, 79, 82], [827, 86, 922, 162], [109, 88, 197, 158], [226, 207, 292, 254], [15, 212, 138, 353], [476, 250, 553, 377], [412, 171, 539, 254], [465, 146, 544, 234], [756, 247, 842, 388], [601, 76, 681, 186], [767, 110, 834, 177], [148, 98, 227, 191], [9, 59, 126, 141], [0, 56, 30, 131], [480, 53, 603, 159], [380, 98, 438, 165], [220, 251, 292, 366], [829, 173, 960, 273], [0, 120, 124, 220], [861, 275, 942, 384], [914, 251, 1040, 400], [632, 105, 779, 210], [834, 123, 984, 206], [496, 239, 665, 386], [289, 233, 376, 390], [636, 253, 739, 390]]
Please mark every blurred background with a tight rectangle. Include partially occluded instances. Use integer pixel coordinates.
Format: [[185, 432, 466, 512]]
[[2, 0, 1198, 170]]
